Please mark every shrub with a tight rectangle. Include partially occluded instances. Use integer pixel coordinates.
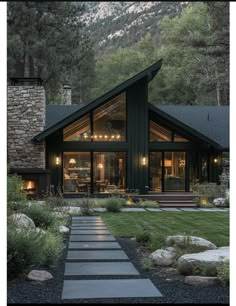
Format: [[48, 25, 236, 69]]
[[22, 204, 56, 229], [140, 257, 154, 272], [139, 200, 160, 208], [192, 183, 226, 204], [217, 260, 230, 286], [7, 174, 27, 213], [136, 222, 152, 244], [40, 231, 64, 267], [80, 198, 95, 216], [7, 226, 43, 278], [148, 234, 166, 252], [44, 192, 68, 209], [105, 197, 124, 212]]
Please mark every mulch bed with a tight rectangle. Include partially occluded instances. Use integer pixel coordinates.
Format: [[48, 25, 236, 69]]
[[7, 235, 229, 305]]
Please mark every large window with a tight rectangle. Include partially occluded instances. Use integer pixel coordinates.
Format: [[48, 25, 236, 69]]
[[63, 93, 126, 142], [63, 152, 126, 194], [63, 152, 91, 193], [63, 114, 91, 141], [93, 152, 126, 193], [149, 120, 189, 142], [93, 93, 126, 141]]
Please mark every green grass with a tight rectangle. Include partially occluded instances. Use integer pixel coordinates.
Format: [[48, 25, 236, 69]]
[[98, 212, 229, 247]]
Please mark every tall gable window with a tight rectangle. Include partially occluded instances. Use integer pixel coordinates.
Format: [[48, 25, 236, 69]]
[[150, 121, 172, 142], [63, 114, 90, 141], [149, 120, 189, 142], [63, 92, 126, 142], [93, 93, 126, 141]]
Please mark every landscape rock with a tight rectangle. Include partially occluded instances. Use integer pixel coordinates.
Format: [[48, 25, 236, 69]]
[[59, 225, 69, 233], [178, 247, 229, 276], [213, 198, 226, 207], [60, 206, 81, 214], [130, 237, 136, 241], [27, 270, 53, 282], [166, 235, 217, 250], [150, 249, 176, 266], [10, 213, 36, 228], [184, 276, 219, 286], [164, 247, 176, 253]]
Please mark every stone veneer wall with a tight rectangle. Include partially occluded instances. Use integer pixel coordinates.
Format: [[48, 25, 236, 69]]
[[7, 86, 46, 169]]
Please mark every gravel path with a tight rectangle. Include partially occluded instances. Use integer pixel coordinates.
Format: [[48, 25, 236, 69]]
[[7, 236, 229, 304]]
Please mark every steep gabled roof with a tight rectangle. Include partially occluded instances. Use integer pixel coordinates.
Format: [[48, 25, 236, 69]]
[[149, 104, 229, 150], [33, 60, 163, 141]]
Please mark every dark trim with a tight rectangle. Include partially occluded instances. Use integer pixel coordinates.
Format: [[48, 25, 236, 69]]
[[9, 168, 50, 174], [33, 60, 162, 142]]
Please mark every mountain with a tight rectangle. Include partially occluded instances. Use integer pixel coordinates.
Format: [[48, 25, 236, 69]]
[[77, 1, 189, 56]]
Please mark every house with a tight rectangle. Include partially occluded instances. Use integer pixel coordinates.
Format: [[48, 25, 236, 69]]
[[7, 60, 229, 199]]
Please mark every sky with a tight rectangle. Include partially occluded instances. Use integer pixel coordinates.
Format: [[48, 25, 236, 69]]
[[0, 2, 234, 305]]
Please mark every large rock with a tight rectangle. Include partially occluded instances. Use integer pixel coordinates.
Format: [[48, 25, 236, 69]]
[[59, 225, 69, 233], [150, 249, 176, 266], [10, 213, 35, 228], [213, 198, 226, 207], [60, 206, 81, 214], [184, 276, 219, 286], [165, 235, 217, 250], [178, 246, 229, 276], [27, 270, 53, 281]]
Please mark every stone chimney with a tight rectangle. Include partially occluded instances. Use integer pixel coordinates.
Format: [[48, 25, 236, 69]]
[[62, 85, 72, 105], [7, 81, 46, 169]]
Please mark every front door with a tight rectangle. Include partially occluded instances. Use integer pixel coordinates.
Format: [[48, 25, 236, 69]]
[[150, 152, 187, 192]]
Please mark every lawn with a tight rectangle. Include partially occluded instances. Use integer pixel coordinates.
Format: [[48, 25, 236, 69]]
[[99, 212, 229, 249]]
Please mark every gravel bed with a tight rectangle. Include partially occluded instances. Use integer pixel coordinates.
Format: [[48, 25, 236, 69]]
[[7, 236, 229, 304]]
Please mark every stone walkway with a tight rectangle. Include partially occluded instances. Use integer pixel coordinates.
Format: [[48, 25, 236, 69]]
[[62, 216, 162, 300]]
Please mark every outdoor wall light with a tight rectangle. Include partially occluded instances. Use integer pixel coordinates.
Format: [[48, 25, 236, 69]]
[[56, 156, 60, 165], [142, 157, 147, 166], [213, 158, 218, 164]]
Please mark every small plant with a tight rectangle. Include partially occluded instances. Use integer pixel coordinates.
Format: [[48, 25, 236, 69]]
[[40, 231, 64, 267], [7, 173, 27, 213], [80, 198, 95, 216], [7, 225, 43, 278], [22, 204, 56, 229], [140, 256, 154, 272], [105, 197, 124, 212], [44, 188, 68, 209], [216, 260, 230, 286], [136, 222, 152, 244], [148, 234, 166, 252], [139, 200, 160, 208]]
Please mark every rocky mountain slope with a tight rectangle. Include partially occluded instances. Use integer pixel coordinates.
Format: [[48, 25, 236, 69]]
[[77, 1, 188, 56]]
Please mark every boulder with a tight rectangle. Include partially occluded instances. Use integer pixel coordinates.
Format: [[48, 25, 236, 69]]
[[178, 247, 229, 276], [10, 213, 35, 228], [165, 235, 217, 250], [184, 276, 219, 286], [213, 198, 226, 207], [27, 270, 53, 282], [150, 249, 176, 266], [59, 225, 69, 233], [164, 246, 176, 253], [60, 206, 81, 214]]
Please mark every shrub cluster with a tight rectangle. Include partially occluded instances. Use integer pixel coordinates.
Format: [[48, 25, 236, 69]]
[[7, 225, 64, 278], [22, 204, 56, 229], [7, 174, 27, 213], [104, 197, 124, 212]]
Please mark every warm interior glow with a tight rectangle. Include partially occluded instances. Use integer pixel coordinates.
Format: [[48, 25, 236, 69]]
[[142, 157, 147, 166], [97, 163, 103, 169], [69, 158, 76, 164], [164, 160, 172, 167], [56, 157, 60, 165]]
